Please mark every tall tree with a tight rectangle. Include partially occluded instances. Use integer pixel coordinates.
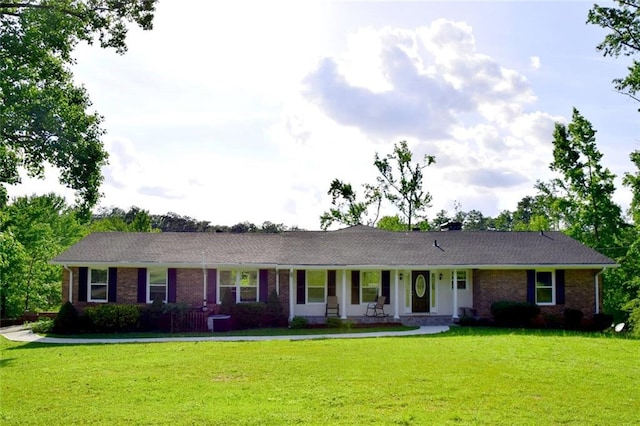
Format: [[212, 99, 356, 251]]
[[319, 179, 381, 230], [587, 0, 640, 104], [623, 150, 640, 225], [544, 108, 624, 254], [0, 0, 158, 213], [0, 193, 85, 317], [373, 141, 436, 231]]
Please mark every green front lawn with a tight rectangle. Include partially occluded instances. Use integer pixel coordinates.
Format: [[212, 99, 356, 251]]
[[1, 328, 637, 425]]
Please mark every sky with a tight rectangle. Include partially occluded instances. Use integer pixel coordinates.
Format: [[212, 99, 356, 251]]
[[9, 0, 640, 230]]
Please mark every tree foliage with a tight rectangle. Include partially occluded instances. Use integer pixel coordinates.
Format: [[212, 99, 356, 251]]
[[319, 179, 381, 230], [0, 193, 85, 317], [0, 0, 158, 213], [588, 0, 640, 104], [373, 141, 436, 231]]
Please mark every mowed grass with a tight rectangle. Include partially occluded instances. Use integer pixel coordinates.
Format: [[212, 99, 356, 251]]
[[1, 328, 638, 425]]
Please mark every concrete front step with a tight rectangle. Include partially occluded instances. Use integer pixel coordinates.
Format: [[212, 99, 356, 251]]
[[400, 315, 454, 326], [305, 315, 454, 327]]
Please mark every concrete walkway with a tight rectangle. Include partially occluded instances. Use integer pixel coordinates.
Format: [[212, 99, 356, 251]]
[[0, 325, 449, 344]]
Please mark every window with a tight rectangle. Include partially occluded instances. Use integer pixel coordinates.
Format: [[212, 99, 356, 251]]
[[307, 270, 326, 303], [536, 271, 554, 305], [148, 268, 167, 303], [451, 270, 468, 291], [361, 271, 380, 303], [219, 270, 258, 303], [89, 268, 108, 302]]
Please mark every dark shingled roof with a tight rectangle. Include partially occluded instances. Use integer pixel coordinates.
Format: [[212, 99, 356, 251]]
[[52, 225, 616, 269]]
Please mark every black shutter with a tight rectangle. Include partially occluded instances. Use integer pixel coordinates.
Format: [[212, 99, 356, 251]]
[[107, 267, 117, 302], [168, 268, 177, 303], [137, 268, 147, 303], [351, 270, 360, 304], [381, 270, 391, 304], [556, 270, 565, 305], [328, 270, 336, 297], [526, 270, 535, 304], [296, 270, 306, 304], [207, 269, 217, 304], [78, 267, 88, 302], [259, 269, 269, 303]]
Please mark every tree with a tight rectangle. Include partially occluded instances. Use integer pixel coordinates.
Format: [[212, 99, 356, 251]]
[[622, 150, 640, 225], [0, 193, 85, 317], [319, 179, 381, 230], [543, 108, 624, 254], [587, 0, 640, 104], [373, 141, 436, 231], [376, 215, 407, 231], [0, 1, 158, 213]]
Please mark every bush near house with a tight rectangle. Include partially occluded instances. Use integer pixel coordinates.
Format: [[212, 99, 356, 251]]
[[289, 316, 309, 329], [563, 308, 584, 330], [491, 301, 540, 327], [84, 304, 140, 332], [232, 303, 265, 330]]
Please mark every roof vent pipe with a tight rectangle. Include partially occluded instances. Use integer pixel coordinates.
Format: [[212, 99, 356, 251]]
[[433, 240, 438, 247]]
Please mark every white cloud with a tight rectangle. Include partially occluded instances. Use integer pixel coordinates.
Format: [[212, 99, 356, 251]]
[[530, 56, 541, 70]]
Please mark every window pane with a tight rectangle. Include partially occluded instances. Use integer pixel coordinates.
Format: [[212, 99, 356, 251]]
[[240, 287, 257, 302], [536, 271, 552, 287], [149, 269, 166, 285], [219, 270, 235, 286], [362, 287, 378, 303], [537, 288, 552, 304], [362, 271, 380, 286], [150, 284, 166, 302], [220, 287, 236, 301], [307, 270, 325, 287], [239, 271, 257, 287], [91, 284, 107, 300], [308, 287, 325, 303], [91, 268, 107, 284]]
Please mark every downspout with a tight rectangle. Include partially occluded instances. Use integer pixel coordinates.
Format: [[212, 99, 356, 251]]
[[276, 267, 279, 296], [63, 265, 73, 303], [595, 268, 606, 315], [202, 252, 207, 310], [289, 268, 294, 321]]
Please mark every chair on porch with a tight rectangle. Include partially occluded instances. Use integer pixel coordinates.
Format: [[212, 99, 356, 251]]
[[325, 296, 339, 317], [365, 296, 387, 317]]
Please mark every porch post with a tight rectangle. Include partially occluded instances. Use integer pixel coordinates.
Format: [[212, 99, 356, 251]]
[[393, 270, 400, 319], [452, 269, 459, 319], [341, 269, 347, 319], [289, 268, 294, 320]]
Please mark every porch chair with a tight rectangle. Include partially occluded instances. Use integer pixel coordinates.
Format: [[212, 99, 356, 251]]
[[365, 296, 387, 317], [325, 295, 339, 317]]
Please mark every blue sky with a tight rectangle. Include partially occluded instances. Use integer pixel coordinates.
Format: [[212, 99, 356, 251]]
[[10, 1, 639, 229]]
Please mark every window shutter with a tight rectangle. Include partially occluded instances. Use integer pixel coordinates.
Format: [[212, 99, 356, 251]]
[[351, 270, 360, 304], [207, 269, 217, 304], [327, 270, 336, 297], [259, 269, 269, 303], [108, 267, 117, 302], [556, 270, 565, 305], [526, 270, 535, 304], [296, 270, 306, 304], [78, 267, 88, 302], [168, 268, 177, 303], [381, 270, 391, 304], [137, 268, 147, 303]]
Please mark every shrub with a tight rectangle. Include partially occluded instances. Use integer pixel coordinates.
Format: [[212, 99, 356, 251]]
[[563, 308, 584, 330], [325, 317, 343, 328], [163, 303, 190, 332], [490, 301, 540, 328], [138, 298, 166, 331], [84, 304, 140, 332], [624, 297, 640, 338], [457, 315, 478, 326], [289, 316, 308, 329], [30, 318, 54, 334], [262, 289, 286, 327], [232, 303, 265, 330], [53, 301, 79, 334], [219, 290, 236, 316], [592, 313, 614, 332]]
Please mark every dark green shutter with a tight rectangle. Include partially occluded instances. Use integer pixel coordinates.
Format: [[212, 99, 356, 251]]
[[78, 267, 88, 302], [107, 267, 117, 302], [168, 268, 177, 303], [137, 268, 147, 303], [328, 270, 336, 297], [296, 270, 306, 304], [556, 270, 565, 305], [526, 270, 535, 304], [351, 270, 360, 304], [381, 270, 391, 304], [207, 269, 217, 303], [259, 269, 269, 303]]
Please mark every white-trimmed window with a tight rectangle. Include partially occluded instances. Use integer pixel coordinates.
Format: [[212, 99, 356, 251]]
[[361, 271, 380, 303], [89, 268, 108, 302], [451, 270, 468, 291], [307, 270, 326, 303], [148, 268, 168, 303], [219, 270, 258, 303], [536, 270, 555, 305]]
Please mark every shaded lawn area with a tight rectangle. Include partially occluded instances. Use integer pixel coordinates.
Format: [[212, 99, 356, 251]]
[[1, 328, 638, 425]]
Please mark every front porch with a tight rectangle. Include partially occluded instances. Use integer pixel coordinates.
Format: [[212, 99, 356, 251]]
[[304, 314, 455, 327]]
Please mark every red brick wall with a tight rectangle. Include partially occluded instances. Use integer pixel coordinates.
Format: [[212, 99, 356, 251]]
[[117, 268, 139, 304], [177, 268, 206, 308], [473, 268, 600, 318]]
